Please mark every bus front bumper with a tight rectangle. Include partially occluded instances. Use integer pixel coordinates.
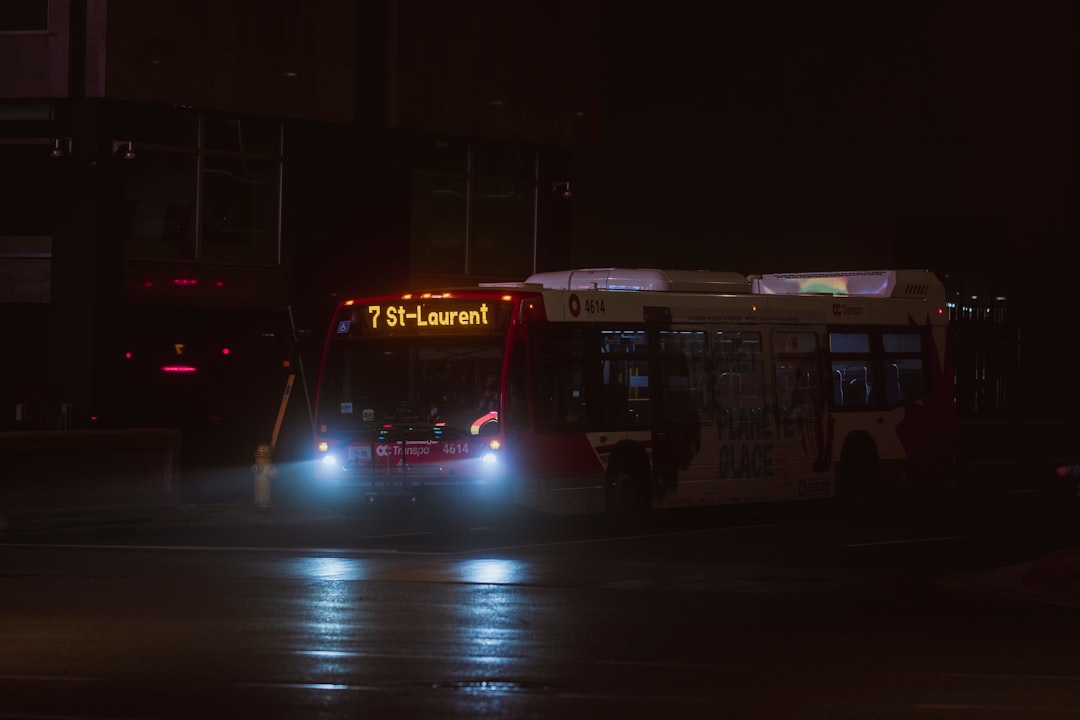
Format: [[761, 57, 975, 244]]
[[310, 468, 514, 514]]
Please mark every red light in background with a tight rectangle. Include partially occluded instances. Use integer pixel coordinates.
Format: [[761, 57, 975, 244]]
[[222, 348, 231, 355], [172, 277, 199, 286], [124, 352, 133, 359], [143, 280, 153, 288], [214, 280, 225, 288], [161, 365, 197, 373]]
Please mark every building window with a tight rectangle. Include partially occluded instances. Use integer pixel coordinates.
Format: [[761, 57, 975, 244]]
[[470, 180, 533, 278], [119, 110, 282, 266], [412, 138, 536, 280], [0, 0, 47, 32], [411, 176, 467, 275], [201, 155, 280, 265], [0, 144, 53, 236], [123, 150, 197, 261]]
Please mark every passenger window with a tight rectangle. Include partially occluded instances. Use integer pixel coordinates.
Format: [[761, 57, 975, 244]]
[[713, 330, 764, 420], [774, 331, 820, 419], [533, 327, 589, 430], [659, 330, 708, 420], [600, 330, 651, 427]]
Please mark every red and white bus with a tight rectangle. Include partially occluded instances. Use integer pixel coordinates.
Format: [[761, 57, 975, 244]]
[[310, 268, 955, 522]]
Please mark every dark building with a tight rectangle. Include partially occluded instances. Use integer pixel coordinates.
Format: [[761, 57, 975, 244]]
[[0, 1, 1073, 473]]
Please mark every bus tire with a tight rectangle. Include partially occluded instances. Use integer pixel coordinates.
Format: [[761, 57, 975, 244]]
[[836, 433, 879, 514], [605, 442, 652, 529]]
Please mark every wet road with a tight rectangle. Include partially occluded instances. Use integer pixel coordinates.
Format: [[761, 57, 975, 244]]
[[2, 496, 1079, 719]]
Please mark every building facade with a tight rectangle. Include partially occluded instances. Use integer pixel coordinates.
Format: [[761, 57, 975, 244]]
[[0, 1, 584, 467], [1, 1, 1073, 474]]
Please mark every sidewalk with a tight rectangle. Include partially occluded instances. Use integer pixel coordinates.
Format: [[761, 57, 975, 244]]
[[1022, 549, 1080, 608], [0, 499, 343, 535]]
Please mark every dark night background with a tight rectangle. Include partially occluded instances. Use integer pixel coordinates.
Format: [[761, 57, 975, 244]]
[[0, 1, 1075, 471]]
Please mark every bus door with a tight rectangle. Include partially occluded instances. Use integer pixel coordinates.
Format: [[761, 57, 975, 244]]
[[652, 330, 709, 498], [703, 329, 771, 501], [771, 329, 833, 499]]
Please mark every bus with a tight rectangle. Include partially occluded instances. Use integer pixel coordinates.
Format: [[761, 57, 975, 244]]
[[310, 268, 955, 524]]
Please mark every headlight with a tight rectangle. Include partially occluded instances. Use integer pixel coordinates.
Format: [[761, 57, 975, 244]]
[[320, 453, 339, 466]]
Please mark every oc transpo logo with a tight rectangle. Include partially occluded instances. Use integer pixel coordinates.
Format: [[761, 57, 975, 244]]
[[832, 303, 864, 317], [569, 293, 581, 317], [375, 443, 432, 458]]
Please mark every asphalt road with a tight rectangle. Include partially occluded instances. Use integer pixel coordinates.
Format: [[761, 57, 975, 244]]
[[1, 494, 1079, 719]]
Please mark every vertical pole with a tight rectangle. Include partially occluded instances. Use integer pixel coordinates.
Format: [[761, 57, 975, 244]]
[[271, 374, 295, 450], [286, 305, 315, 442]]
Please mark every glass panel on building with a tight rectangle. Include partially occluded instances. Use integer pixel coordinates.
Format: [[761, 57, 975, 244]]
[[204, 116, 281, 155], [201, 156, 280, 265], [113, 106, 199, 147], [121, 150, 197, 261], [415, 137, 468, 174], [473, 142, 535, 179], [0, 0, 47, 31], [469, 180, 532, 278], [411, 175, 466, 275], [0, 145, 54, 236]]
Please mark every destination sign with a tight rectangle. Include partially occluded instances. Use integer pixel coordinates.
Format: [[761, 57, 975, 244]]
[[337, 299, 508, 337]]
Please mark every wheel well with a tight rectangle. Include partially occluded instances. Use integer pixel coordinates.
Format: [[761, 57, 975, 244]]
[[838, 431, 880, 506], [607, 440, 651, 480], [840, 431, 879, 466], [605, 440, 652, 525]]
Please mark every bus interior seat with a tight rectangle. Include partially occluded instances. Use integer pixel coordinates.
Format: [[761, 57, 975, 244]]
[[844, 366, 869, 407], [884, 363, 902, 405], [717, 372, 741, 408]]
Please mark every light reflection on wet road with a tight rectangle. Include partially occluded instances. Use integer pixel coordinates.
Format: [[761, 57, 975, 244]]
[[0, 501, 1079, 718]]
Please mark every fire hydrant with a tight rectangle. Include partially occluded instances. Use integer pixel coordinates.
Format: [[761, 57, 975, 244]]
[[252, 443, 277, 512]]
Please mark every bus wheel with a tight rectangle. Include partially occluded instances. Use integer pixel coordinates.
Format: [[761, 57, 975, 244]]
[[837, 434, 879, 514], [606, 445, 651, 529]]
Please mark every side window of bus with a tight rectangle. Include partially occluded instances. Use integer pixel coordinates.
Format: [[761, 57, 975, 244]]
[[713, 330, 764, 421], [659, 330, 709, 421], [599, 330, 650, 427], [882, 332, 926, 406], [828, 330, 930, 410], [829, 332, 872, 408], [773, 331, 819, 419], [533, 327, 588, 430]]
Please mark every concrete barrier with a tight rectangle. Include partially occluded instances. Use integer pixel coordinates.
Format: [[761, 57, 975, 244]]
[[0, 428, 180, 511]]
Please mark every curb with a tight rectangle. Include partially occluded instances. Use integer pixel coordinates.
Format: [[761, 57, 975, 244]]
[[1022, 549, 1080, 607], [0, 501, 348, 536], [0, 503, 200, 533]]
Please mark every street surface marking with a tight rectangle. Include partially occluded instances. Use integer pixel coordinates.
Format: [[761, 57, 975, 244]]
[[844, 535, 966, 548]]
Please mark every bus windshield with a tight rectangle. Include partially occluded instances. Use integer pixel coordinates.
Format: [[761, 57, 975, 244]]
[[316, 337, 505, 439]]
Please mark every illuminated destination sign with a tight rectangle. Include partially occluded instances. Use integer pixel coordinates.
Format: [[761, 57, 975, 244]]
[[369, 302, 490, 329], [338, 299, 508, 337]]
